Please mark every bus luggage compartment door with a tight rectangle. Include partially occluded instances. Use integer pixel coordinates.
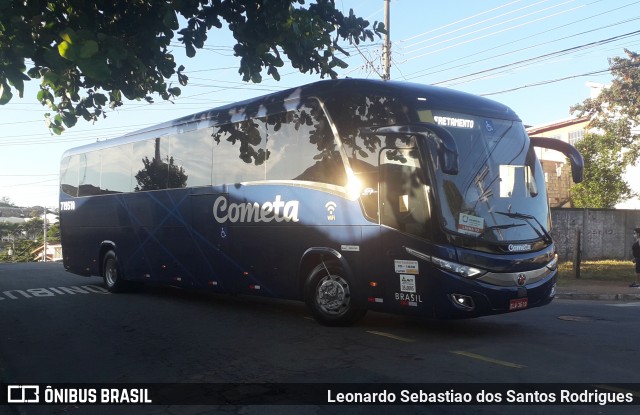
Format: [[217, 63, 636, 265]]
[[190, 191, 236, 293]]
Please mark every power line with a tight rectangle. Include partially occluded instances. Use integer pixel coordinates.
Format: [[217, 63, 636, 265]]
[[431, 29, 640, 87], [0, 174, 57, 177], [401, 0, 564, 51], [399, 0, 528, 44], [479, 68, 612, 96], [401, 1, 586, 63], [401, 0, 640, 80], [3, 178, 59, 188]]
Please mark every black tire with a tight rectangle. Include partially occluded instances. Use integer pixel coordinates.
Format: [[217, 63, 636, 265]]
[[304, 260, 367, 326], [102, 250, 130, 293]]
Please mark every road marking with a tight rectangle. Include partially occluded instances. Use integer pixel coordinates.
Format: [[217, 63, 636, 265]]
[[557, 315, 592, 321], [607, 302, 640, 307], [366, 330, 415, 343], [451, 350, 526, 369], [0, 285, 109, 301]]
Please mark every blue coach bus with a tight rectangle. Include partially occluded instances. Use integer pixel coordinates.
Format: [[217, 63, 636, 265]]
[[59, 79, 583, 326]]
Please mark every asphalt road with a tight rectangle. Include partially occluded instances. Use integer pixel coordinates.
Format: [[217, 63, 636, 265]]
[[0, 262, 638, 415]]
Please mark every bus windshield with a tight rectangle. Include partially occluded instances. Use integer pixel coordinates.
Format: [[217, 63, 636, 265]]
[[425, 110, 549, 242]]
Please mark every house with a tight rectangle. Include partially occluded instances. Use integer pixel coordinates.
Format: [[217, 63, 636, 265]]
[[526, 82, 640, 209], [31, 243, 63, 262], [0, 207, 28, 224], [527, 115, 590, 208]]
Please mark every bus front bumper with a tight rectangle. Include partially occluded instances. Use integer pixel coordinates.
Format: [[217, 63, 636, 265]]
[[436, 267, 557, 319]]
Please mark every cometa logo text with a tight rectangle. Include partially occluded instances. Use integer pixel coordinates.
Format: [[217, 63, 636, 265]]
[[213, 195, 300, 223]]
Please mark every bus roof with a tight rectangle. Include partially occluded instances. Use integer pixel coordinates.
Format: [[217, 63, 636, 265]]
[[62, 78, 521, 157]]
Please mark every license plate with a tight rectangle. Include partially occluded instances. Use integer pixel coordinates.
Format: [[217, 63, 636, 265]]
[[509, 298, 528, 311]]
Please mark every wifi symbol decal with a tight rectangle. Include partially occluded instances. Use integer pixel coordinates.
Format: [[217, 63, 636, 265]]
[[325, 201, 337, 221]]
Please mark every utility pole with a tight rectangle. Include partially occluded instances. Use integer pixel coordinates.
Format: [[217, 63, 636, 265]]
[[43, 207, 47, 263], [382, 0, 391, 80]]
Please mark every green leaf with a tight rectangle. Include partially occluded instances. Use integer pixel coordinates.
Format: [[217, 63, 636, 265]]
[[51, 125, 64, 135], [79, 40, 99, 59], [59, 28, 76, 44], [43, 48, 67, 68], [251, 72, 262, 84], [5, 70, 29, 97], [0, 81, 13, 105], [93, 93, 107, 107], [332, 57, 348, 69], [78, 59, 111, 81], [27, 67, 41, 79], [185, 43, 196, 58], [61, 111, 77, 128], [42, 71, 59, 87], [58, 40, 77, 61], [163, 10, 179, 30]]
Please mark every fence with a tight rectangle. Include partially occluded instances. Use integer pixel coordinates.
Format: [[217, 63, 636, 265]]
[[551, 208, 640, 262]]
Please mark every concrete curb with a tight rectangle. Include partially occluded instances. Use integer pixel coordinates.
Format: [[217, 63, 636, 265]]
[[556, 292, 640, 301]]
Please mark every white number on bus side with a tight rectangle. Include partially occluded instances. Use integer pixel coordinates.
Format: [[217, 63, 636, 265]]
[[60, 201, 76, 211]]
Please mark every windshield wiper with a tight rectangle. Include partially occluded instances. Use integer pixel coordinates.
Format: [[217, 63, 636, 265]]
[[495, 211, 553, 244], [477, 223, 525, 239]]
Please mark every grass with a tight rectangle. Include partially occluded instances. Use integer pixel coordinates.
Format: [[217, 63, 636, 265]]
[[557, 260, 636, 283]]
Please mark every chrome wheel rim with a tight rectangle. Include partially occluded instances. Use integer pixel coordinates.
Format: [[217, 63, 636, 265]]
[[316, 274, 350, 316], [105, 259, 117, 287]]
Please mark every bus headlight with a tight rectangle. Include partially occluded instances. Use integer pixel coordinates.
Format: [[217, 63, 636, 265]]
[[431, 256, 485, 279], [546, 254, 558, 270]]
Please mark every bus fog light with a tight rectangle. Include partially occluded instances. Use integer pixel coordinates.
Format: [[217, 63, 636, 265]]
[[450, 293, 475, 310]]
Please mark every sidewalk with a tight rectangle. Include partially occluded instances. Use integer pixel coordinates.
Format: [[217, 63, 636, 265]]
[[556, 279, 640, 301]]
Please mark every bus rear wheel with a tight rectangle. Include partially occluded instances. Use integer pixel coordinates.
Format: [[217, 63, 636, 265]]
[[304, 261, 366, 326], [102, 250, 130, 293]]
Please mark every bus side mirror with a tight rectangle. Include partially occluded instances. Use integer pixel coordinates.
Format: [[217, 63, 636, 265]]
[[529, 136, 584, 183], [359, 124, 459, 175]]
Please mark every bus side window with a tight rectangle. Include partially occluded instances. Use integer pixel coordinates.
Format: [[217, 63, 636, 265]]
[[379, 148, 431, 238], [265, 101, 346, 187], [78, 151, 102, 196], [212, 120, 267, 185], [132, 138, 175, 191], [170, 129, 213, 188], [60, 155, 79, 197], [101, 144, 132, 194]]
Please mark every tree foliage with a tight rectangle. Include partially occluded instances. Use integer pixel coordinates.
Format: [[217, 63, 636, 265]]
[[0, 197, 15, 207], [572, 48, 640, 165], [0, 217, 60, 262], [569, 49, 640, 207], [569, 132, 636, 208], [0, 0, 384, 134]]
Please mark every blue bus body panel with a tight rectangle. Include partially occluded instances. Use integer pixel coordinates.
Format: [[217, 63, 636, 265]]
[[61, 184, 373, 300], [60, 183, 556, 319]]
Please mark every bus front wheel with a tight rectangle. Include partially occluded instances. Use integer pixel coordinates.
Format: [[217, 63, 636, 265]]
[[304, 261, 366, 326], [102, 250, 129, 293]]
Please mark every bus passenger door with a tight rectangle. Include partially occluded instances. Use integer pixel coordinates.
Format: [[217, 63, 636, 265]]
[[190, 191, 237, 293], [378, 147, 433, 312]]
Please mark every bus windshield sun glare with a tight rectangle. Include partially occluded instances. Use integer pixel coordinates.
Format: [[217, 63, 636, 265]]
[[59, 79, 583, 326]]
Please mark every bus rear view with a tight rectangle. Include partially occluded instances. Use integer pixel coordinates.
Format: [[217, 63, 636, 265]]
[[59, 79, 583, 325]]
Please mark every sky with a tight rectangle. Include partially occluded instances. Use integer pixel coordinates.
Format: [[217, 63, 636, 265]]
[[1, 0, 639, 209]]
